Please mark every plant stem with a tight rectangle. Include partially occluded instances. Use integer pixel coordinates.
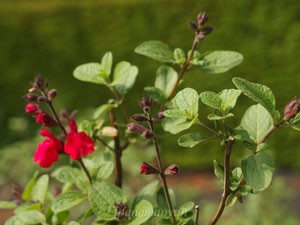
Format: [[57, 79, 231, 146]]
[[168, 33, 200, 100], [78, 158, 93, 184], [197, 119, 221, 138], [109, 107, 123, 188], [147, 119, 177, 224], [195, 205, 200, 225], [95, 137, 114, 151], [208, 137, 234, 225]]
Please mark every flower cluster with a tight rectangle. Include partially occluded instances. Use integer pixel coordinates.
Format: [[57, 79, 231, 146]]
[[24, 76, 95, 168], [188, 12, 213, 42]]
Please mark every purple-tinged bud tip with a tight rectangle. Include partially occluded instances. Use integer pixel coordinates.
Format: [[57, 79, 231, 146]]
[[152, 111, 165, 121], [23, 93, 38, 102], [165, 164, 180, 175], [140, 162, 159, 175], [127, 123, 147, 134], [131, 114, 148, 122], [188, 20, 198, 31], [197, 12, 208, 26], [284, 97, 300, 120], [47, 89, 57, 101]]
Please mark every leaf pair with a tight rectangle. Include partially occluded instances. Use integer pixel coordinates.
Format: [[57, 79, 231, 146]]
[[74, 52, 138, 96]]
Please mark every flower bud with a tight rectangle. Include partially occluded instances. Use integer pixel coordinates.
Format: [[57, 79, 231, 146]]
[[197, 12, 208, 26], [152, 111, 165, 121], [139, 95, 154, 109], [36, 112, 58, 127], [195, 33, 205, 42], [33, 75, 47, 90], [140, 162, 159, 175], [188, 20, 198, 31], [115, 202, 129, 221], [53, 187, 62, 197], [11, 183, 22, 199], [142, 130, 153, 139], [164, 164, 180, 175], [25, 103, 39, 114], [47, 89, 57, 101], [37, 96, 47, 103], [131, 114, 148, 122], [127, 123, 147, 134], [23, 93, 38, 102], [284, 97, 300, 120], [201, 26, 213, 35]]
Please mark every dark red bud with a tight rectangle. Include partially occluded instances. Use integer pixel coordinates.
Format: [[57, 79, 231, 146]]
[[33, 75, 47, 90], [140, 162, 159, 175], [152, 111, 165, 121], [23, 93, 38, 102], [25, 103, 39, 114], [127, 123, 147, 134], [142, 130, 153, 139], [131, 114, 148, 122], [36, 112, 58, 127], [11, 183, 22, 199], [197, 12, 208, 26], [37, 96, 47, 103], [60, 109, 69, 118], [115, 202, 129, 221], [188, 20, 198, 31], [47, 89, 57, 101], [139, 96, 155, 109], [284, 97, 300, 120], [53, 187, 62, 197], [164, 164, 180, 175], [201, 26, 213, 35]]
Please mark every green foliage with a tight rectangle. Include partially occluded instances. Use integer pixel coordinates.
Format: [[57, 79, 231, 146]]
[[129, 200, 153, 225], [88, 182, 126, 220], [178, 132, 207, 148], [239, 104, 274, 144], [22, 171, 39, 202], [155, 66, 178, 98], [198, 51, 243, 73], [6, 210, 46, 225], [241, 153, 275, 191], [0, 201, 18, 209], [32, 174, 49, 204], [233, 77, 276, 115], [135, 40, 175, 64], [52, 192, 87, 213]]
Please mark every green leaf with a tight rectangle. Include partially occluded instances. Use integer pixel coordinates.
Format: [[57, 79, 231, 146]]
[[144, 87, 167, 104], [133, 181, 159, 207], [178, 202, 195, 216], [16, 210, 46, 224], [88, 182, 126, 220], [101, 52, 113, 78], [213, 160, 224, 180], [178, 132, 207, 148], [93, 104, 116, 119], [199, 91, 222, 111], [111, 61, 138, 95], [52, 192, 86, 213], [135, 40, 174, 63], [32, 174, 49, 204], [219, 89, 242, 112], [239, 104, 274, 144], [128, 200, 153, 225], [96, 161, 114, 181], [15, 202, 41, 214], [232, 77, 276, 114], [174, 88, 199, 117], [225, 193, 238, 207], [230, 167, 242, 191], [4, 216, 23, 225], [291, 112, 300, 131], [155, 66, 178, 97], [156, 187, 176, 209], [67, 222, 81, 225], [198, 51, 243, 73], [22, 171, 38, 201], [207, 113, 234, 121], [53, 211, 70, 224], [164, 109, 187, 118], [241, 153, 275, 191], [174, 48, 186, 64], [256, 143, 269, 152], [73, 63, 107, 85], [52, 166, 81, 184], [238, 185, 252, 196], [0, 201, 17, 209], [162, 117, 195, 134]]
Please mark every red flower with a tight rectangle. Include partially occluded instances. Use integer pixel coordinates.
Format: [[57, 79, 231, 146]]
[[140, 162, 159, 175], [164, 164, 180, 175], [36, 112, 58, 127], [25, 103, 39, 114], [33, 129, 63, 168], [64, 119, 94, 160]]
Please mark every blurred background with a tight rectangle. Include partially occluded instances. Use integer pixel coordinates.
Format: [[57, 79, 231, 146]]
[[0, 0, 299, 224]]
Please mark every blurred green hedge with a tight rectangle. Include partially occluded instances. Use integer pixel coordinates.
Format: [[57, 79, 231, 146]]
[[0, 0, 300, 171]]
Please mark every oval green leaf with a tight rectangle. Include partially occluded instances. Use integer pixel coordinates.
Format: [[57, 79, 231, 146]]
[[52, 192, 86, 213], [73, 63, 107, 84], [178, 132, 207, 148]]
